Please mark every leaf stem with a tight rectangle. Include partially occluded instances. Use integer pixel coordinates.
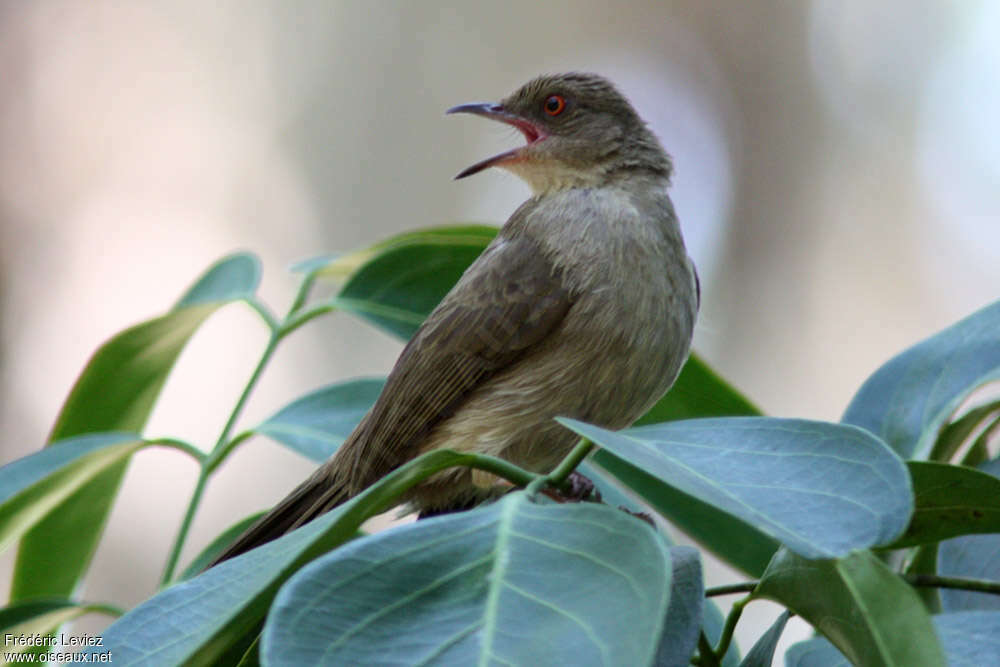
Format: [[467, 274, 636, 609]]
[[547, 437, 596, 487], [705, 581, 759, 597], [457, 452, 538, 488], [243, 297, 280, 333], [149, 437, 206, 463], [280, 302, 336, 338], [205, 430, 255, 476], [713, 594, 749, 661], [158, 269, 361, 585], [161, 327, 283, 585], [523, 437, 596, 499], [288, 273, 317, 315], [160, 469, 209, 586], [905, 573, 1000, 596], [208, 330, 281, 462]]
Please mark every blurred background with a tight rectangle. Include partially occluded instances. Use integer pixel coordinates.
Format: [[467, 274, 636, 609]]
[[1, 0, 998, 659]]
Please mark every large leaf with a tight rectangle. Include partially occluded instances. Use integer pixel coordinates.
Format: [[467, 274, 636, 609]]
[[562, 417, 912, 562], [933, 610, 1000, 664], [79, 450, 517, 665], [786, 611, 1000, 667], [254, 378, 386, 463], [0, 433, 144, 554], [295, 225, 499, 281], [12, 253, 261, 601], [655, 546, 704, 667], [331, 225, 499, 340], [262, 494, 671, 667], [937, 458, 1000, 611], [784, 638, 853, 667], [843, 298, 1000, 459], [888, 461, 1000, 548], [588, 447, 778, 576], [757, 548, 945, 666]]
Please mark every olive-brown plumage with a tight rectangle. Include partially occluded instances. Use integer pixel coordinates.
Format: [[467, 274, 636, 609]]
[[210, 73, 698, 566]]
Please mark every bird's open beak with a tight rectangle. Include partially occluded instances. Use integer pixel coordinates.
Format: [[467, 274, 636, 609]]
[[446, 103, 546, 179]]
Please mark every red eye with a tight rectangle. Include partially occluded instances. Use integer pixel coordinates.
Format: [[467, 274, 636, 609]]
[[544, 94, 566, 116]]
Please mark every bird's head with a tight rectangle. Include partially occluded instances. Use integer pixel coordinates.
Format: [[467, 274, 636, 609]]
[[447, 72, 671, 195]]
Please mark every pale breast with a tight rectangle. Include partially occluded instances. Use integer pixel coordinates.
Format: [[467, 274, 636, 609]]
[[419, 183, 698, 483]]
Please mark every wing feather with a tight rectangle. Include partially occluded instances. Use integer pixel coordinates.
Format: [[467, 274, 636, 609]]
[[337, 233, 573, 493]]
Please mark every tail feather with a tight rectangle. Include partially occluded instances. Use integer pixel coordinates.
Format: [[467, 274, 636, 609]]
[[205, 469, 350, 569]]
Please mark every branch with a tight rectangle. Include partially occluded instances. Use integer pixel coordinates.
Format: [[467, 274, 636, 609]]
[[904, 573, 1000, 596], [705, 581, 758, 597]]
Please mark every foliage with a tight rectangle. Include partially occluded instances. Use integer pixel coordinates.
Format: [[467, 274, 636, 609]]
[[1, 225, 999, 666]]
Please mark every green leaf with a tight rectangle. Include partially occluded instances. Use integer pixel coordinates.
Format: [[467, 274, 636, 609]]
[[887, 461, 1000, 548], [960, 415, 1000, 467], [12, 254, 260, 602], [757, 548, 945, 666], [787, 612, 1000, 667], [842, 298, 1000, 459], [934, 611, 1000, 663], [654, 546, 703, 667], [297, 224, 499, 281], [254, 378, 385, 463], [179, 512, 268, 581], [637, 354, 761, 425], [939, 535, 1000, 612], [81, 449, 510, 665], [0, 599, 120, 655], [261, 494, 671, 667], [936, 458, 1000, 611], [332, 225, 499, 340], [784, 638, 851, 667], [928, 400, 1000, 462], [49, 253, 261, 440], [175, 253, 262, 308], [562, 417, 912, 561], [739, 610, 790, 667], [0, 433, 145, 555], [588, 446, 778, 576]]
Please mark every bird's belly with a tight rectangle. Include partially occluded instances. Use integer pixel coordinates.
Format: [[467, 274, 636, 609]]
[[418, 281, 692, 487]]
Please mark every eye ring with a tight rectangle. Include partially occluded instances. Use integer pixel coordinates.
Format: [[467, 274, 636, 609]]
[[544, 94, 566, 116]]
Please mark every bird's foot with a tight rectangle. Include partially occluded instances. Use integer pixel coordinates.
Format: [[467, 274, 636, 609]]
[[618, 507, 655, 527], [542, 471, 603, 504]]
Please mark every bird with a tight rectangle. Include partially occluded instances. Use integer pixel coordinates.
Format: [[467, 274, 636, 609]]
[[209, 72, 699, 566]]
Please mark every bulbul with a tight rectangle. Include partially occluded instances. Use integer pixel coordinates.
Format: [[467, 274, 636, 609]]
[[211, 72, 698, 565]]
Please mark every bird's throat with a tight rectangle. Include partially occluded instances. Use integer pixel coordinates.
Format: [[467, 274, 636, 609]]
[[503, 159, 610, 196]]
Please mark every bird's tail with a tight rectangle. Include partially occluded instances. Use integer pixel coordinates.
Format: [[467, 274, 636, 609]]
[[205, 467, 352, 569]]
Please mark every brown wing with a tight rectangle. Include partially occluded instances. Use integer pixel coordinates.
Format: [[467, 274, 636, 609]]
[[336, 233, 572, 493], [207, 233, 572, 567]]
